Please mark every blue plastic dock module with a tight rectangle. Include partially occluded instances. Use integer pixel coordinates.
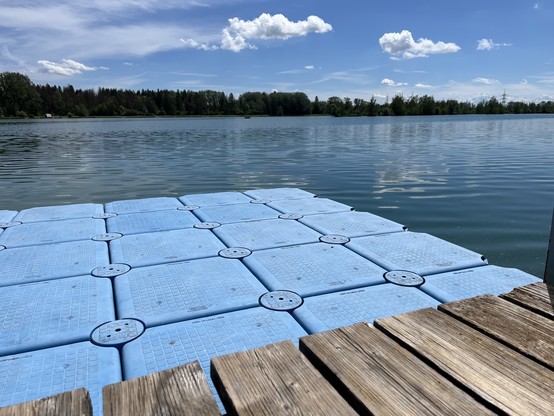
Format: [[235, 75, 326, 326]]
[[114, 257, 268, 327], [0, 342, 121, 416], [0, 240, 109, 287], [0, 276, 115, 357], [243, 243, 387, 297], [106, 209, 199, 235], [244, 188, 316, 201], [300, 211, 406, 238], [105, 197, 184, 214], [267, 197, 353, 215], [0, 211, 17, 223], [212, 218, 322, 251], [194, 203, 280, 224], [180, 191, 252, 207], [122, 307, 308, 411], [13, 203, 104, 223], [109, 228, 226, 268], [346, 231, 488, 276], [0, 218, 106, 248], [419, 265, 541, 303], [293, 284, 441, 333]]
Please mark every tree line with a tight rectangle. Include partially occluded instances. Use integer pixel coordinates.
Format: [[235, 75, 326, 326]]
[[1, 71, 553, 118]]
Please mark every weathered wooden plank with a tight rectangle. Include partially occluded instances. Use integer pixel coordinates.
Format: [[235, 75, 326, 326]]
[[500, 282, 554, 319], [103, 360, 220, 416], [211, 340, 358, 416], [300, 322, 494, 415], [375, 308, 554, 415], [439, 294, 554, 369], [0, 388, 92, 416]]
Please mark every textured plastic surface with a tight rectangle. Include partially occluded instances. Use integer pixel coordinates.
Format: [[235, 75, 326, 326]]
[[105, 197, 183, 214], [14, 204, 104, 223], [107, 210, 198, 235], [347, 232, 488, 276], [0, 276, 115, 356], [109, 228, 226, 268], [0, 240, 109, 287], [194, 203, 280, 224], [0, 342, 121, 416], [114, 257, 267, 327], [0, 211, 17, 223], [213, 218, 321, 251], [420, 265, 542, 303], [268, 198, 353, 215], [300, 211, 405, 237], [244, 243, 386, 297], [244, 188, 316, 201], [90, 319, 145, 348], [180, 191, 252, 207], [293, 284, 441, 333], [122, 307, 308, 410], [0, 219, 105, 248]]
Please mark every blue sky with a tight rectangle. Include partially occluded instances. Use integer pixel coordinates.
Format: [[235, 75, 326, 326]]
[[1, 0, 552, 102]]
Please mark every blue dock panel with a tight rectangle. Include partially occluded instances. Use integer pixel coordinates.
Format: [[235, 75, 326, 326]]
[[0, 240, 109, 287], [0, 276, 115, 356], [420, 265, 541, 303], [300, 211, 405, 238], [105, 197, 183, 214], [194, 203, 280, 224], [0, 218, 105, 248], [0, 342, 121, 416], [122, 307, 308, 410], [293, 284, 441, 333], [109, 228, 226, 268], [0, 211, 17, 223], [114, 257, 268, 327], [347, 232, 488, 275], [244, 188, 316, 201], [268, 197, 353, 215], [213, 218, 322, 251], [106, 209, 199, 235], [13, 204, 104, 223], [243, 243, 386, 297], [180, 191, 252, 207]]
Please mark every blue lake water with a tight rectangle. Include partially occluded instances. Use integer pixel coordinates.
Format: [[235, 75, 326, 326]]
[[1, 114, 552, 277]]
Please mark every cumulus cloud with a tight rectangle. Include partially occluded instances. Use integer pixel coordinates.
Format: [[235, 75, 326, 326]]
[[37, 58, 97, 75], [472, 77, 499, 85], [180, 38, 219, 51], [305, 65, 315, 70], [379, 30, 460, 60], [477, 38, 511, 51], [381, 78, 407, 87], [415, 83, 432, 89]]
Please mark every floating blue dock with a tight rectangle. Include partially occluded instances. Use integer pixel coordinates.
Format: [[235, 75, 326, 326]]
[[0, 188, 541, 414]]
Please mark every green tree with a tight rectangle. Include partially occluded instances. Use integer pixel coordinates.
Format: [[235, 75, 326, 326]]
[[0, 72, 42, 116]]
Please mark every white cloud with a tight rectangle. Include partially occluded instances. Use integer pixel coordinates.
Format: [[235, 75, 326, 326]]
[[305, 65, 315, 70], [381, 78, 407, 87], [477, 38, 511, 51], [220, 28, 256, 52], [180, 38, 219, 51], [379, 30, 460, 60], [37, 58, 97, 75], [415, 83, 432, 89], [472, 77, 500, 85]]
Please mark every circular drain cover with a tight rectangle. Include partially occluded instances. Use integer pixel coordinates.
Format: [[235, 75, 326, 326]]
[[0, 221, 22, 228], [91, 319, 145, 347], [259, 290, 303, 311], [0, 246, 5, 252], [219, 247, 252, 259], [250, 199, 271, 204], [92, 263, 131, 278], [92, 213, 117, 219], [319, 235, 350, 244], [384, 270, 425, 286], [279, 213, 303, 220], [178, 205, 199, 211], [92, 233, 123, 241], [194, 222, 221, 229]]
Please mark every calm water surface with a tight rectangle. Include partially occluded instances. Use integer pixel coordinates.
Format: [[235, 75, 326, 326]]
[[1, 115, 553, 277]]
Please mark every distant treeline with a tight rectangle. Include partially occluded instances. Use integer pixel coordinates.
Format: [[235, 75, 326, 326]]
[[1, 71, 554, 118]]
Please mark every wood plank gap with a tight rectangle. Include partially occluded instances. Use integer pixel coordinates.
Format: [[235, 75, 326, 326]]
[[0, 388, 92, 416]]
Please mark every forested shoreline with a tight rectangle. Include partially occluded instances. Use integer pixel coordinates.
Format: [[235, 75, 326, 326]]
[[1, 71, 553, 118]]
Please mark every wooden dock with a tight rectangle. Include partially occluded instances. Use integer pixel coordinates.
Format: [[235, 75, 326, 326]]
[[1, 282, 552, 416]]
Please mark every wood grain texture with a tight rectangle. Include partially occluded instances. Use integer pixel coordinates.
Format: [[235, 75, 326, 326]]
[[300, 322, 494, 416], [375, 308, 554, 415], [439, 294, 554, 369], [211, 340, 358, 416], [103, 360, 220, 416], [0, 388, 92, 416], [500, 282, 554, 319]]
